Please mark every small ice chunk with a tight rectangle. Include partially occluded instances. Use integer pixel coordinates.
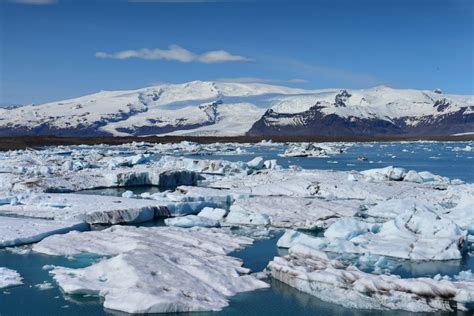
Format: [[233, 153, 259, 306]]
[[34, 281, 54, 290], [247, 157, 264, 170], [324, 218, 371, 240], [0, 267, 23, 289], [121, 190, 135, 198], [164, 215, 220, 228], [225, 205, 270, 226], [263, 159, 278, 169], [277, 230, 322, 249], [197, 207, 227, 221], [404, 170, 423, 183]]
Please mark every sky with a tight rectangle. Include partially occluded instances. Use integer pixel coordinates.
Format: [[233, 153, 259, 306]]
[[0, 0, 473, 105]]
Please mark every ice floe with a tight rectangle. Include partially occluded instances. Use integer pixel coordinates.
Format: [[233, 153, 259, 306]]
[[0, 216, 88, 248], [280, 143, 344, 157], [0, 267, 23, 289], [268, 243, 474, 312], [278, 203, 467, 260], [164, 215, 220, 228], [0, 193, 172, 224], [197, 207, 228, 221], [226, 196, 359, 229], [33, 226, 269, 313]]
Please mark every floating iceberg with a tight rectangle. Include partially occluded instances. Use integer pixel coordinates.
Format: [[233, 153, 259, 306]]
[[280, 143, 343, 157], [197, 207, 228, 221], [0, 193, 172, 224], [226, 196, 359, 229], [164, 215, 220, 228], [0, 267, 23, 289], [33, 226, 269, 313], [268, 243, 474, 312], [278, 203, 467, 260], [0, 216, 88, 248]]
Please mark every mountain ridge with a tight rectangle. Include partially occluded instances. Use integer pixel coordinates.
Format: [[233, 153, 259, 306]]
[[0, 81, 472, 137]]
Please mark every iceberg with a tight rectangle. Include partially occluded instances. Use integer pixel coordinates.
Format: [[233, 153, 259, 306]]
[[164, 215, 220, 228], [0, 193, 173, 224], [280, 143, 343, 158], [227, 196, 360, 229], [197, 207, 228, 221], [0, 267, 23, 289], [33, 226, 269, 313], [268, 243, 474, 312], [277, 204, 467, 260], [0, 216, 88, 248], [225, 204, 271, 226]]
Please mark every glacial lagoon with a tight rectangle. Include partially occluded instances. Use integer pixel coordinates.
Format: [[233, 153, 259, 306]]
[[0, 141, 473, 315]]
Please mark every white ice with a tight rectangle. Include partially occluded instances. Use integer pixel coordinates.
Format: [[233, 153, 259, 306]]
[[0, 216, 88, 248], [0, 267, 23, 289], [33, 226, 269, 314], [268, 242, 474, 312], [164, 215, 220, 228], [277, 202, 467, 260]]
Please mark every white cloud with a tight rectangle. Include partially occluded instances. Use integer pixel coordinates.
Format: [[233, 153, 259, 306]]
[[8, 0, 57, 4], [217, 77, 310, 84], [95, 45, 251, 64]]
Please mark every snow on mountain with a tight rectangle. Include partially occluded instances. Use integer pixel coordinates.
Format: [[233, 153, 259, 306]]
[[0, 81, 472, 137], [270, 85, 473, 119]]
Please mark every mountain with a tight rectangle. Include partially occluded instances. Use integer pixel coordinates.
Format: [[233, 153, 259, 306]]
[[0, 81, 472, 137]]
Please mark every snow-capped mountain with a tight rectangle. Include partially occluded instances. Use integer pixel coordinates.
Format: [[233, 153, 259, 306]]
[[0, 81, 472, 137]]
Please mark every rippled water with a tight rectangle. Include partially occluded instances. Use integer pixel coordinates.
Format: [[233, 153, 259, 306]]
[[0, 141, 473, 315]]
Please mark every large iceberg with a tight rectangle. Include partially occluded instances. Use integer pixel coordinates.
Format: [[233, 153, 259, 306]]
[[33, 226, 269, 313], [278, 203, 467, 260], [226, 196, 360, 229], [0, 193, 172, 224], [268, 243, 474, 312]]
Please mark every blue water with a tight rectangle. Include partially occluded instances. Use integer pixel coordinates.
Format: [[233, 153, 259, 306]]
[[190, 141, 474, 183], [0, 142, 473, 315]]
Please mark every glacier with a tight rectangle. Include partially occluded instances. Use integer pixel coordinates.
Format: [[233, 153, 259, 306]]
[[0, 81, 472, 137]]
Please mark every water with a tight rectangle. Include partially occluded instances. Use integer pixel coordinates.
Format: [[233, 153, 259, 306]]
[[0, 249, 107, 316], [1, 141, 473, 315], [190, 141, 474, 182]]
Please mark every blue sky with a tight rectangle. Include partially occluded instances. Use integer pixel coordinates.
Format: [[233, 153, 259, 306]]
[[0, 0, 473, 105]]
